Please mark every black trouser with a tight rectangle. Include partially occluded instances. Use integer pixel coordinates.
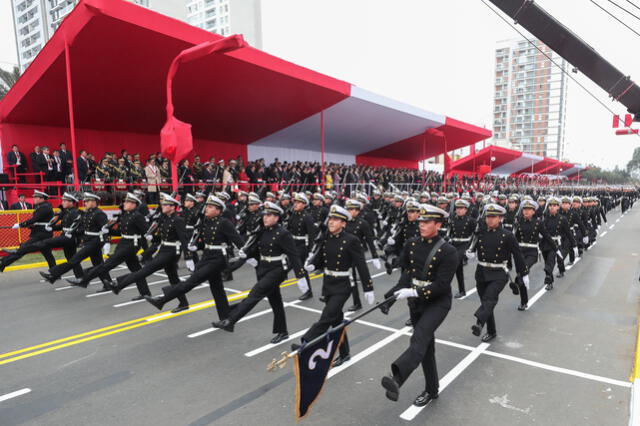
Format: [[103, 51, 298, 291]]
[[515, 248, 538, 306], [303, 279, 351, 357], [350, 266, 362, 306], [2, 234, 56, 269], [227, 264, 288, 334], [82, 242, 149, 296], [392, 303, 449, 394], [541, 249, 558, 284], [116, 247, 187, 306], [31, 235, 83, 278], [48, 238, 108, 280], [453, 243, 468, 293], [147, 192, 159, 205], [162, 253, 228, 320], [294, 239, 312, 293], [474, 271, 508, 335]]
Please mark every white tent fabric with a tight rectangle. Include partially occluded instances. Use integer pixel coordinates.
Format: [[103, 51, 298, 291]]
[[491, 153, 543, 175]]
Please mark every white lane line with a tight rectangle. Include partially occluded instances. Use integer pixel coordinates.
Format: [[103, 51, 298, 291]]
[[616, 218, 621, 223], [0, 388, 31, 403], [186, 300, 301, 337], [400, 343, 490, 420], [327, 326, 412, 378], [289, 303, 399, 334], [600, 231, 608, 237], [459, 287, 478, 300], [86, 279, 169, 298], [112, 283, 213, 308], [525, 286, 548, 310], [629, 381, 640, 426], [609, 224, 615, 229], [245, 328, 310, 357], [483, 349, 631, 388]]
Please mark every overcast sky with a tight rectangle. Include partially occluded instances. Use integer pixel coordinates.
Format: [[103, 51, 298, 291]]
[[1, 0, 639, 170]]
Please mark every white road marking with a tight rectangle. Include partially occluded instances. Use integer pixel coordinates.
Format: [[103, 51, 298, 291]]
[[327, 326, 412, 378], [400, 343, 490, 420], [459, 287, 478, 299], [600, 231, 608, 237], [0, 388, 31, 403], [609, 224, 615, 229], [186, 300, 301, 337], [525, 286, 548, 310], [85, 278, 169, 298], [244, 328, 310, 357]]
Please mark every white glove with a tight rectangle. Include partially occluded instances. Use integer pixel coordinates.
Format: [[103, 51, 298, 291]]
[[573, 247, 579, 258], [188, 245, 197, 252], [246, 258, 258, 267], [238, 249, 247, 259], [394, 288, 418, 300], [465, 250, 475, 260], [372, 258, 382, 270], [583, 236, 589, 244], [235, 214, 241, 220], [522, 274, 530, 290], [556, 250, 563, 258], [64, 232, 72, 238], [185, 259, 195, 272], [45, 225, 52, 232], [297, 277, 309, 294], [364, 290, 375, 305], [387, 237, 395, 245], [102, 243, 111, 255], [145, 234, 153, 241], [11, 223, 19, 229], [381, 220, 388, 227], [304, 263, 315, 272]]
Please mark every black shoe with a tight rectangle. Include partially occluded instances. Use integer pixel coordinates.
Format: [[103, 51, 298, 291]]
[[567, 260, 574, 266], [298, 290, 313, 301], [332, 354, 350, 367], [454, 291, 466, 299], [222, 272, 233, 282], [405, 318, 413, 327], [212, 319, 234, 332], [556, 272, 564, 278], [291, 343, 301, 352], [66, 277, 86, 287], [171, 304, 189, 314], [517, 304, 527, 311], [414, 391, 438, 407], [144, 295, 166, 310], [270, 333, 289, 344], [347, 304, 362, 312], [96, 286, 110, 293], [319, 296, 326, 303], [481, 333, 496, 342], [381, 374, 401, 402], [39, 271, 56, 284], [131, 295, 145, 302], [545, 283, 553, 290], [471, 323, 482, 336], [509, 281, 519, 295], [0, 263, 5, 273], [380, 304, 390, 315], [385, 262, 393, 275]]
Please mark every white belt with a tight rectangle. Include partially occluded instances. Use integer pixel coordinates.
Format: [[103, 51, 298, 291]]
[[324, 269, 351, 277], [440, 227, 449, 232], [292, 235, 308, 243], [34, 222, 49, 226], [162, 240, 182, 254], [186, 225, 195, 230], [204, 244, 227, 256], [451, 237, 471, 242], [412, 278, 432, 287], [478, 261, 508, 272], [260, 255, 285, 262], [122, 234, 141, 245], [551, 236, 562, 242], [504, 223, 513, 228], [519, 242, 539, 249], [85, 231, 102, 236], [62, 227, 74, 232]]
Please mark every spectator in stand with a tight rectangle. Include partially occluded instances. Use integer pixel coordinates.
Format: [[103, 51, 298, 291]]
[[10, 194, 32, 210], [77, 150, 90, 184], [59, 143, 73, 178], [145, 158, 161, 204], [7, 144, 27, 183], [37, 147, 55, 194], [30, 145, 41, 183]]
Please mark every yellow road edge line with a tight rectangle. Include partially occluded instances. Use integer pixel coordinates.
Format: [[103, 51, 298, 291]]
[[631, 313, 640, 382], [5, 254, 112, 272], [0, 273, 323, 365]]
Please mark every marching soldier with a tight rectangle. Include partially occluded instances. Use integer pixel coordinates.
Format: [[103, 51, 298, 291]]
[[40, 193, 112, 290], [67, 192, 151, 301], [380, 204, 458, 406], [513, 199, 558, 310], [29, 192, 83, 279], [540, 197, 576, 286], [561, 196, 587, 264], [292, 205, 375, 367], [212, 202, 307, 344], [310, 193, 328, 227], [345, 199, 382, 311], [144, 195, 244, 321], [0, 190, 56, 272], [448, 199, 476, 298], [237, 195, 262, 236], [113, 193, 190, 313], [182, 193, 201, 271], [465, 204, 528, 341], [383, 200, 421, 274], [287, 193, 318, 301]]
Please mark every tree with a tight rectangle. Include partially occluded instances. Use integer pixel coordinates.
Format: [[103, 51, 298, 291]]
[[0, 66, 21, 100], [626, 147, 640, 178]]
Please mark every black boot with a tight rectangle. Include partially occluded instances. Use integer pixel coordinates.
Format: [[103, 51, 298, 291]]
[[212, 319, 234, 332], [39, 271, 57, 284], [414, 390, 438, 407], [556, 271, 564, 278], [347, 304, 362, 312], [318, 295, 326, 303], [471, 321, 482, 336], [454, 291, 466, 299], [144, 295, 166, 310], [171, 304, 189, 314], [405, 318, 413, 327], [298, 290, 313, 301], [66, 277, 87, 287], [517, 303, 527, 311], [381, 374, 401, 402], [481, 332, 496, 342], [270, 332, 289, 344], [508, 281, 519, 295], [332, 354, 350, 367]]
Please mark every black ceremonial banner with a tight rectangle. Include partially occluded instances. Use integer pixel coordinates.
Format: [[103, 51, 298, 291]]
[[294, 326, 346, 421]]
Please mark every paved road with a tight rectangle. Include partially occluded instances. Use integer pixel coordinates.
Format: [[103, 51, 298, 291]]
[[0, 205, 637, 425]]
